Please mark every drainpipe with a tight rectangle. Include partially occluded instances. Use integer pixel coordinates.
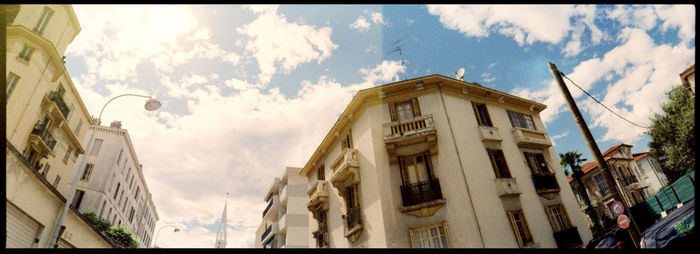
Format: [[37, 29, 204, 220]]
[[437, 82, 486, 247]]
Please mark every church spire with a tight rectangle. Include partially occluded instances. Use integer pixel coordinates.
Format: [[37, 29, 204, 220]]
[[215, 193, 228, 248]]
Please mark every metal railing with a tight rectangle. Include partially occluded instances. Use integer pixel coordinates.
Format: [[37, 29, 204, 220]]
[[262, 201, 273, 218], [400, 179, 443, 207], [49, 91, 70, 118], [32, 122, 57, 151], [343, 207, 362, 232], [531, 172, 560, 193], [552, 227, 582, 248]]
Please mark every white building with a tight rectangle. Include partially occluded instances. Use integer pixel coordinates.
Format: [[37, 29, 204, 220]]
[[256, 167, 309, 248], [633, 152, 669, 195], [6, 4, 115, 248], [298, 75, 592, 248], [66, 121, 159, 247]]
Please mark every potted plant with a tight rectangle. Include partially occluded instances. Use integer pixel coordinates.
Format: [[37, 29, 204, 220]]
[[313, 222, 327, 238]]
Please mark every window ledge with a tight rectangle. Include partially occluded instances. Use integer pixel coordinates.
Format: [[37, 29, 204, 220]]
[[400, 198, 446, 217], [15, 56, 30, 65]]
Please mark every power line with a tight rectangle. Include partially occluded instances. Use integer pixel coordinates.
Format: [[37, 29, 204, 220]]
[[559, 71, 649, 129]]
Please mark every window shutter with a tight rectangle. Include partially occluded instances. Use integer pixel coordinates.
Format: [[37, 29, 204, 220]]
[[411, 98, 421, 116], [389, 102, 397, 121]]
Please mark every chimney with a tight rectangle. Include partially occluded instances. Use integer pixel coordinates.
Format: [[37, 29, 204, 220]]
[[110, 121, 122, 129]]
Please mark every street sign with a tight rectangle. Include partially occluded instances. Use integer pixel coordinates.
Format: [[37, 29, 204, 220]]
[[617, 215, 630, 229], [611, 201, 624, 217]]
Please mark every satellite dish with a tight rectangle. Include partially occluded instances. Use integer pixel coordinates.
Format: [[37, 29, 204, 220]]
[[455, 67, 465, 81]]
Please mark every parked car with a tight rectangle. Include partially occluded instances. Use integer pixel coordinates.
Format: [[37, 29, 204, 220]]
[[586, 227, 634, 249], [640, 199, 695, 248]]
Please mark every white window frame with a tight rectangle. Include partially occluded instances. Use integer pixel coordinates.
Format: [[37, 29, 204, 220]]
[[33, 7, 54, 35]]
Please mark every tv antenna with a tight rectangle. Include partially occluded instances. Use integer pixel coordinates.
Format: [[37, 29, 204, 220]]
[[386, 35, 408, 80], [455, 67, 465, 81]]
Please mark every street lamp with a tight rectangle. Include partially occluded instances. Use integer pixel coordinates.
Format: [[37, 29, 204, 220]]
[[49, 94, 162, 248], [153, 224, 180, 248]]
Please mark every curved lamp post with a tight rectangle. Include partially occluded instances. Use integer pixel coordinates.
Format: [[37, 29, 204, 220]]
[[49, 94, 162, 248], [153, 224, 180, 248]]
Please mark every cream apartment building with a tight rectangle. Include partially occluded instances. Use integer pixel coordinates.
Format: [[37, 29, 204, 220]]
[[256, 167, 309, 248], [5, 4, 115, 248], [568, 144, 651, 227], [66, 121, 159, 247], [633, 152, 669, 195], [298, 75, 593, 248]]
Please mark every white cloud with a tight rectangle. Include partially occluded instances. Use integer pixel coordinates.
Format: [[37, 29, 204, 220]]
[[481, 72, 496, 82], [370, 12, 384, 24], [349, 16, 371, 32], [237, 7, 338, 85]]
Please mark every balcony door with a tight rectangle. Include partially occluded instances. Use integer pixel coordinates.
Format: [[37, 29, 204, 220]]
[[400, 153, 432, 186], [390, 98, 421, 121]]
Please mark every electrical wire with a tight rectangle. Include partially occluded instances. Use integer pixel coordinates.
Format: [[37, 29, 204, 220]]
[[559, 71, 649, 129]]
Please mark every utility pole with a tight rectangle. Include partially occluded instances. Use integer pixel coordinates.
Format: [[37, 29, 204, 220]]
[[548, 62, 642, 248]]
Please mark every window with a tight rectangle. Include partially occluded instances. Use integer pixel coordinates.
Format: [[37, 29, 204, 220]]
[[593, 174, 610, 196], [99, 201, 107, 219], [123, 197, 129, 212], [53, 175, 61, 188], [71, 190, 85, 209], [33, 7, 54, 35], [616, 166, 629, 186], [341, 130, 353, 149], [472, 103, 493, 127], [488, 149, 511, 178], [317, 165, 325, 180], [18, 44, 35, 61], [410, 223, 449, 248], [40, 163, 51, 176], [90, 139, 103, 155], [113, 183, 121, 199], [507, 110, 536, 130], [6, 72, 20, 100], [524, 152, 550, 174], [74, 119, 83, 134], [66, 104, 74, 122], [508, 210, 534, 247], [389, 98, 421, 121], [135, 187, 140, 199], [545, 204, 573, 232], [129, 174, 134, 189], [399, 152, 434, 185], [117, 149, 123, 165], [81, 164, 94, 181], [129, 207, 135, 222], [63, 146, 73, 164]]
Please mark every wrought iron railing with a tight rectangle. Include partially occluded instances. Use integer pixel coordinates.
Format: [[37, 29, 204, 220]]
[[32, 122, 57, 151], [49, 91, 70, 118], [532, 172, 560, 193], [343, 207, 362, 232], [400, 178, 443, 207], [552, 227, 582, 248]]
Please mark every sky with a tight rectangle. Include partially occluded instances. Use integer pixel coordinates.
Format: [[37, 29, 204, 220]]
[[63, 5, 695, 248]]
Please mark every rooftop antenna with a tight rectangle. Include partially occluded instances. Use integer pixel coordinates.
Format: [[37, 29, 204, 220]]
[[455, 67, 465, 81], [386, 35, 408, 81]]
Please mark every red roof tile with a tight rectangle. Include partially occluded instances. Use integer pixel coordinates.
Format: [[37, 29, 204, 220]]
[[633, 152, 649, 161]]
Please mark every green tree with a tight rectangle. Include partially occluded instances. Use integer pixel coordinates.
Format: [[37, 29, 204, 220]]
[[82, 212, 112, 233], [559, 150, 587, 177], [647, 85, 695, 182], [105, 226, 141, 248], [559, 150, 603, 235]]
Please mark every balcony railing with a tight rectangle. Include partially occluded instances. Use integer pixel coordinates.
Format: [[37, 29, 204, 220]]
[[512, 127, 552, 148], [343, 207, 362, 233], [307, 180, 329, 209], [48, 91, 70, 119], [400, 179, 443, 207], [383, 115, 435, 142], [262, 200, 273, 218], [31, 123, 57, 151], [532, 172, 560, 194], [261, 225, 272, 242], [553, 227, 582, 248]]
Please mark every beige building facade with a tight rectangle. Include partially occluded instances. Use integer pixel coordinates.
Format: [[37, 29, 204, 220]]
[[6, 4, 115, 248], [298, 75, 593, 248], [256, 167, 309, 248]]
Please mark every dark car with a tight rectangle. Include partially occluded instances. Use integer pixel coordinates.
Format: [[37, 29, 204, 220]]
[[586, 227, 634, 249], [640, 198, 695, 248]]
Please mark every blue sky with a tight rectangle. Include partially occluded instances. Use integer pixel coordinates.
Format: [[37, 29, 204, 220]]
[[63, 5, 694, 247]]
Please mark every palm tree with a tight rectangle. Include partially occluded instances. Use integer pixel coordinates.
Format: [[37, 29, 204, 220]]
[[559, 150, 603, 236]]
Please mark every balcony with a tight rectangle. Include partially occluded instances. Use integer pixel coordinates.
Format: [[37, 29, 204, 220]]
[[400, 179, 443, 207], [532, 172, 560, 199], [27, 123, 57, 159], [553, 227, 583, 248], [307, 180, 329, 211], [478, 126, 502, 142], [342, 207, 363, 241], [494, 178, 521, 197], [48, 91, 71, 119], [261, 222, 278, 247], [383, 115, 437, 159], [330, 148, 360, 191], [512, 127, 552, 148], [262, 195, 279, 221], [280, 185, 288, 205]]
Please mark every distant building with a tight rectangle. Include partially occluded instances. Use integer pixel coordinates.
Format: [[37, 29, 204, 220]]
[[568, 144, 651, 227], [256, 167, 309, 248], [679, 64, 695, 96], [67, 121, 159, 247], [633, 152, 669, 195], [297, 75, 592, 248], [5, 4, 115, 248]]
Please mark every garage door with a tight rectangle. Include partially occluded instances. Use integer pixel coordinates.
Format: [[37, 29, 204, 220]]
[[57, 239, 75, 248], [6, 201, 43, 248]]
